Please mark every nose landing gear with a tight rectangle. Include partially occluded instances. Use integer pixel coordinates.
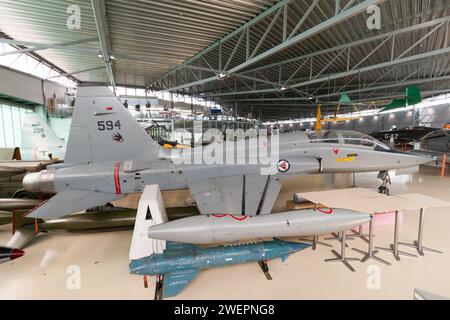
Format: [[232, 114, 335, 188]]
[[377, 171, 391, 195]]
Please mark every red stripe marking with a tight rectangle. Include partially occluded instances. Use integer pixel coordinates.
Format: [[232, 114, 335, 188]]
[[211, 213, 249, 221], [114, 161, 122, 195], [231, 215, 248, 221], [34, 219, 39, 235], [315, 207, 333, 214]]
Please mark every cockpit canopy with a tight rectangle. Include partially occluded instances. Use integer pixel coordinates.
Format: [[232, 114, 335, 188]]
[[306, 130, 392, 150], [421, 129, 449, 140]]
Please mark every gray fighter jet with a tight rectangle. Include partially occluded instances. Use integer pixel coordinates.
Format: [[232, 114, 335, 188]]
[[22, 86, 431, 220]]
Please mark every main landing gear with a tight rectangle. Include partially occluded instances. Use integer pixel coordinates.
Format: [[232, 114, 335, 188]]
[[377, 170, 391, 195]]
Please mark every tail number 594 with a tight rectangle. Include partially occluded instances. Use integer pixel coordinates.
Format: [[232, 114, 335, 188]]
[[97, 120, 121, 131]]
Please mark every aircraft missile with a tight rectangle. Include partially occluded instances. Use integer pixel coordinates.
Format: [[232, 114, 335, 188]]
[[0, 246, 24, 263], [0, 198, 42, 211], [0, 166, 27, 179], [147, 208, 371, 244], [36, 207, 197, 231], [129, 239, 310, 298]]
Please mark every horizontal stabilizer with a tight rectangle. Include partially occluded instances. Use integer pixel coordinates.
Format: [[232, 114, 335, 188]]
[[26, 189, 123, 219], [163, 269, 200, 298]]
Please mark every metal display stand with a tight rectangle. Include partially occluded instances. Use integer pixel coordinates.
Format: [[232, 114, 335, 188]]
[[352, 215, 391, 265], [154, 275, 164, 300], [258, 261, 272, 280], [298, 235, 332, 250], [399, 208, 443, 256], [376, 210, 418, 261], [325, 231, 360, 272], [350, 225, 370, 243], [325, 231, 355, 247]]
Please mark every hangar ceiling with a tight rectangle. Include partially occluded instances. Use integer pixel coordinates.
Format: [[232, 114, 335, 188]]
[[0, 0, 450, 120]]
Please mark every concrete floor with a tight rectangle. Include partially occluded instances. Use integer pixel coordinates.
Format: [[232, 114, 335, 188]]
[[0, 166, 449, 300]]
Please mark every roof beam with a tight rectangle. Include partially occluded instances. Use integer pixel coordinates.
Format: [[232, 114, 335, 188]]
[[0, 37, 98, 57], [91, 0, 116, 93], [218, 75, 450, 102], [46, 66, 105, 79], [209, 47, 450, 97], [150, 0, 385, 92], [240, 16, 450, 75]]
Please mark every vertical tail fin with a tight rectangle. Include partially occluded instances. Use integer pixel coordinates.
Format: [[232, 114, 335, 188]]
[[65, 86, 160, 164], [20, 112, 66, 160], [406, 86, 422, 105], [129, 185, 168, 260]]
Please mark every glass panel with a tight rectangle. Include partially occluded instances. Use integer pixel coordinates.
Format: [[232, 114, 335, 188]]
[[306, 130, 338, 143], [340, 131, 391, 150]]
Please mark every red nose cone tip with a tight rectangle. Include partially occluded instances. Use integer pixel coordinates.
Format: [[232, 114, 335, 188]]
[[10, 249, 24, 260]]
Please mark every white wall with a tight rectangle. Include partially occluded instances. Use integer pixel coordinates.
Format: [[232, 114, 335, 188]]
[[0, 65, 69, 106]]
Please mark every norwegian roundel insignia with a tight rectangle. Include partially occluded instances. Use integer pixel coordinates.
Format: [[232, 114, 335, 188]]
[[277, 159, 290, 173]]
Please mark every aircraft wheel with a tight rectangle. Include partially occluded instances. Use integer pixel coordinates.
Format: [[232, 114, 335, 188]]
[[378, 186, 389, 195], [12, 189, 37, 199]]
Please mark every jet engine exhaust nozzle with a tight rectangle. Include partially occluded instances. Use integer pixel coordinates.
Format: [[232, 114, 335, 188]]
[[22, 171, 56, 194]]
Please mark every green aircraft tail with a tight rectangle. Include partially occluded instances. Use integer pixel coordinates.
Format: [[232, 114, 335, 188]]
[[380, 86, 422, 112]]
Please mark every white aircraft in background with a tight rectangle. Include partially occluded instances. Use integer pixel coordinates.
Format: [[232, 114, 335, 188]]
[[20, 112, 66, 160]]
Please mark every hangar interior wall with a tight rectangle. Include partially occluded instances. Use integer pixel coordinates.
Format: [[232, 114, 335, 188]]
[[0, 103, 26, 148]]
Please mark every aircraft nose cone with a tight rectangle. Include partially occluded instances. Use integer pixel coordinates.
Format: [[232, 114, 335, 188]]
[[403, 153, 434, 167], [285, 241, 311, 253], [412, 154, 434, 165], [0, 247, 25, 263], [10, 248, 24, 260]]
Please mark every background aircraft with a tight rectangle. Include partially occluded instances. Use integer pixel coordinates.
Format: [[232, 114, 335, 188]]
[[20, 112, 66, 161], [371, 126, 439, 146], [416, 129, 450, 154]]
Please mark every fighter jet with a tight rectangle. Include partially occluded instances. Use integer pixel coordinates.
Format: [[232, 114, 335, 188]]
[[22, 86, 431, 220], [371, 126, 439, 146]]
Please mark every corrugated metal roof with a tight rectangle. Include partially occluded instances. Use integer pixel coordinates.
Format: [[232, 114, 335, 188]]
[[0, 0, 449, 120]]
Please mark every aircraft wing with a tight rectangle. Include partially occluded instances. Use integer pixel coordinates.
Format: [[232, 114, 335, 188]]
[[26, 189, 123, 219], [188, 175, 281, 216], [163, 268, 200, 298]]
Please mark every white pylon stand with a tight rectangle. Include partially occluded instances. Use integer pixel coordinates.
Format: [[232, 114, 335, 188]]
[[399, 208, 443, 256], [376, 210, 418, 261], [298, 235, 332, 250], [325, 231, 360, 272], [352, 215, 391, 265]]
